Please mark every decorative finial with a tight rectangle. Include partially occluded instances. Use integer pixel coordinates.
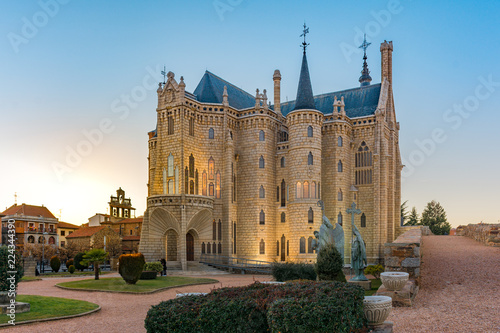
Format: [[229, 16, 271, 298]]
[[300, 22, 310, 54], [358, 34, 372, 86], [359, 34, 371, 58], [161, 66, 167, 84]]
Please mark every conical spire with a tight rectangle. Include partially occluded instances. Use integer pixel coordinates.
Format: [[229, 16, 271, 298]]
[[293, 23, 315, 111], [358, 34, 372, 87]]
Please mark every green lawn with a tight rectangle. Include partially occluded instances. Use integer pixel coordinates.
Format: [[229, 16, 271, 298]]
[[56, 276, 218, 293], [365, 278, 382, 296], [20, 276, 42, 282], [0, 295, 99, 325]]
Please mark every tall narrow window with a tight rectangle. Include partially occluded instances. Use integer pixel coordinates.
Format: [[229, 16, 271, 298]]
[[195, 170, 199, 195], [207, 242, 211, 254], [300, 237, 306, 254], [189, 180, 194, 194], [185, 167, 189, 194], [308, 237, 314, 253], [308, 152, 313, 165], [318, 182, 320, 199], [259, 130, 265, 141], [287, 240, 289, 256], [296, 182, 302, 199], [213, 220, 217, 240], [307, 125, 313, 137], [311, 182, 316, 199], [233, 175, 237, 202], [259, 185, 265, 198], [168, 117, 174, 135], [208, 128, 214, 139], [209, 182, 214, 196], [280, 156, 285, 168], [361, 213, 366, 228], [218, 220, 222, 241], [189, 118, 194, 136], [338, 212, 343, 226], [175, 167, 179, 194], [308, 207, 314, 224], [189, 154, 195, 177], [163, 168, 167, 194], [259, 239, 265, 255], [218, 242, 221, 254], [338, 189, 343, 201], [259, 210, 265, 225], [355, 141, 373, 185], [213, 243, 216, 254], [281, 179, 286, 207], [338, 136, 343, 147], [338, 160, 343, 172], [201, 242, 206, 254], [303, 181, 310, 199], [233, 223, 237, 254], [202, 171, 207, 196], [281, 212, 286, 223], [168, 180, 174, 194], [167, 153, 174, 177], [259, 156, 265, 168], [276, 241, 280, 256], [276, 186, 280, 202], [208, 157, 215, 180], [215, 171, 221, 198]]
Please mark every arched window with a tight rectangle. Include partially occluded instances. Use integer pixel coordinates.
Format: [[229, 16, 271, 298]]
[[167, 153, 174, 177], [318, 182, 320, 199], [202, 171, 207, 195], [189, 180, 194, 194], [260, 239, 265, 254], [307, 125, 313, 137], [280, 157, 285, 168], [208, 128, 214, 139], [201, 242, 206, 254], [38, 236, 44, 244], [281, 179, 286, 207], [215, 171, 221, 198], [259, 210, 265, 225], [28, 235, 34, 243], [259, 130, 265, 141], [209, 182, 214, 196], [308, 207, 314, 224], [338, 189, 343, 201], [48, 236, 55, 244], [218, 242, 221, 254], [303, 181, 310, 199], [308, 236, 314, 253], [259, 155, 265, 168], [163, 168, 167, 194], [361, 213, 366, 228], [276, 241, 280, 256], [212, 242, 216, 254], [168, 180, 174, 194], [308, 152, 313, 165], [338, 136, 343, 147], [338, 212, 343, 226], [213, 220, 217, 240], [259, 185, 265, 198], [355, 141, 373, 185], [296, 182, 302, 199], [168, 117, 174, 135], [338, 160, 343, 172], [207, 242, 211, 254], [281, 212, 286, 223], [218, 220, 222, 241], [276, 186, 280, 202], [300, 237, 306, 254], [208, 157, 215, 180], [311, 182, 316, 199], [189, 118, 195, 136], [189, 154, 195, 177], [184, 167, 189, 193], [195, 170, 199, 194]]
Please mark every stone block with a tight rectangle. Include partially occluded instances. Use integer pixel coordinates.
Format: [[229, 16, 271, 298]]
[[384, 256, 401, 267], [401, 257, 420, 268], [413, 246, 420, 257], [392, 246, 414, 257], [0, 302, 30, 314]]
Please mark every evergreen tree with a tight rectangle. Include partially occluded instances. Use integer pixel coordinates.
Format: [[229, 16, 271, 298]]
[[420, 200, 451, 235], [404, 207, 419, 226], [400, 200, 409, 226]]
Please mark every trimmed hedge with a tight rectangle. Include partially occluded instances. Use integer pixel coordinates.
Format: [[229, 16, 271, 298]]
[[66, 259, 74, 268], [271, 262, 317, 282], [140, 271, 157, 280], [0, 246, 24, 292], [68, 265, 76, 274], [144, 262, 163, 273], [144, 281, 366, 333], [50, 256, 61, 273], [119, 253, 145, 284]]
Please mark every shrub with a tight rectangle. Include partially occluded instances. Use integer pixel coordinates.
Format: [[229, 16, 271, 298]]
[[271, 262, 316, 282], [66, 259, 74, 268], [68, 265, 75, 274], [74, 252, 88, 271], [119, 253, 145, 284], [50, 256, 61, 273], [140, 271, 158, 280], [0, 246, 24, 292], [144, 281, 366, 333], [364, 264, 384, 279], [315, 243, 344, 281], [144, 262, 163, 273]]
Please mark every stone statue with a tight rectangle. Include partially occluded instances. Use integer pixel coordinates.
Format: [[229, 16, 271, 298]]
[[313, 201, 345, 262], [347, 202, 368, 281]]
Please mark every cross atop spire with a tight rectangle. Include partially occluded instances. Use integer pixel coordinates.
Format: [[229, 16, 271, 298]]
[[300, 22, 310, 54], [359, 34, 371, 57], [161, 65, 167, 84], [358, 34, 372, 86]]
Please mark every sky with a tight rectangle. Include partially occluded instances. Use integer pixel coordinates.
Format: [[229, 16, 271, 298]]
[[1, 0, 499, 227]]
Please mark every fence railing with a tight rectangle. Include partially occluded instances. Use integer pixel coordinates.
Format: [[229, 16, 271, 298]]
[[199, 254, 273, 274]]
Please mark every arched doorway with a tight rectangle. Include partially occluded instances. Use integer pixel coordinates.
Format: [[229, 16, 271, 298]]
[[186, 233, 194, 261]]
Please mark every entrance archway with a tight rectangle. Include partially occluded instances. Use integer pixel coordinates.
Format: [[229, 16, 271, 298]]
[[166, 229, 178, 261], [186, 233, 194, 261]]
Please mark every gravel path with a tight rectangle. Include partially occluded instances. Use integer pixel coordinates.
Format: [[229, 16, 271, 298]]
[[389, 235, 500, 333], [6, 235, 499, 332]]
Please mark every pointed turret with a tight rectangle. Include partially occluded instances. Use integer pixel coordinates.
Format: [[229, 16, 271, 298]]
[[293, 32, 316, 110]]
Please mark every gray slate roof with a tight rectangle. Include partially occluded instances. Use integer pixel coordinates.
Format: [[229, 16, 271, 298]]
[[293, 53, 316, 111], [193, 71, 255, 110], [280, 83, 381, 118]]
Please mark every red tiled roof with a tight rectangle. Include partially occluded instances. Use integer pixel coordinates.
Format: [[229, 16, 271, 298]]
[[58, 221, 80, 229], [66, 226, 105, 238], [122, 235, 140, 241], [1, 204, 56, 219], [117, 217, 143, 224]]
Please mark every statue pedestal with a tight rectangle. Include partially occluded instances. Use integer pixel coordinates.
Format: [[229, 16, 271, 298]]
[[348, 279, 372, 290]]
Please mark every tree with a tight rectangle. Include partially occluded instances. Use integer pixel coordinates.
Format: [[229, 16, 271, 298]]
[[400, 200, 409, 226], [81, 248, 108, 280], [315, 243, 346, 282], [404, 207, 419, 226], [74, 252, 88, 271], [420, 200, 451, 235]]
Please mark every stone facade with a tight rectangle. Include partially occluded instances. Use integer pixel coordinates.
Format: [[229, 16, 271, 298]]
[[384, 228, 425, 283], [457, 223, 500, 247], [139, 40, 403, 270]]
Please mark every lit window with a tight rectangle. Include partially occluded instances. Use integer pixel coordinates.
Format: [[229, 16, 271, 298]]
[[296, 182, 302, 199], [208, 157, 215, 180], [303, 181, 310, 198], [168, 153, 174, 177]]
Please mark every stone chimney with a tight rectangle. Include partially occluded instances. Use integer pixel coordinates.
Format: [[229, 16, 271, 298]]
[[380, 41, 393, 86], [273, 70, 281, 115]]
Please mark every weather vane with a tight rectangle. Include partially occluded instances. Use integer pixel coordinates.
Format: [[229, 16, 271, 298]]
[[300, 22, 309, 53], [161, 65, 167, 84], [359, 34, 371, 57]]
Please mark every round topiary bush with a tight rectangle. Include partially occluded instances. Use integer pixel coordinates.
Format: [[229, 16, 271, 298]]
[[74, 252, 88, 272], [315, 243, 345, 282], [119, 253, 145, 284], [50, 256, 61, 273], [144, 262, 163, 273], [68, 265, 76, 274], [66, 259, 74, 268]]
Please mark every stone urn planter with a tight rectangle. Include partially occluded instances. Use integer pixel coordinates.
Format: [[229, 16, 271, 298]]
[[381, 272, 409, 291], [363, 296, 392, 326]]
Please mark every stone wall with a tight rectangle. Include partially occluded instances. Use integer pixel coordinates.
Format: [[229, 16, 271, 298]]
[[457, 223, 500, 247], [384, 227, 426, 283]]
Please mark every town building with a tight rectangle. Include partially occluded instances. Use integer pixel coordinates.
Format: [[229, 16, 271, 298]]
[[57, 221, 80, 247]]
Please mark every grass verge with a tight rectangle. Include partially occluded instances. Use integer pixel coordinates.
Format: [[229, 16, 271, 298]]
[[0, 295, 99, 325], [56, 276, 218, 293], [20, 276, 42, 282]]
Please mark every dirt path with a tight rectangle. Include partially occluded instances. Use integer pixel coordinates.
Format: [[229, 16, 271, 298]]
[[389, 235, 500, 333]]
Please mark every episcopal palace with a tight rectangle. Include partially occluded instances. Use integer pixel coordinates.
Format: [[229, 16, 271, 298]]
[[139, 38, 403, 270]]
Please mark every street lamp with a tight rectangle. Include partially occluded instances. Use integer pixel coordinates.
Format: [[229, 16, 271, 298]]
[[41, 232, 48, 273]]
